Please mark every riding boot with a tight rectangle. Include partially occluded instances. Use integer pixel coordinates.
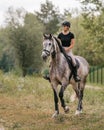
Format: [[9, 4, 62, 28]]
[[73, 66, 81, 82], [43, 74, 51, 82]]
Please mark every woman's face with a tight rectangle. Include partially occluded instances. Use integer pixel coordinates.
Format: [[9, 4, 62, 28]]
[[63, 25, 69, 32]]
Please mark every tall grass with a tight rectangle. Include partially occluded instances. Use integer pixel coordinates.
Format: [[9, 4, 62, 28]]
[[0, 71, 104, 130]]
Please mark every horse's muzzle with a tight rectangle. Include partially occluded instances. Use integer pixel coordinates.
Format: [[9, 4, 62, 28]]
[[41, 51, 48, 61]]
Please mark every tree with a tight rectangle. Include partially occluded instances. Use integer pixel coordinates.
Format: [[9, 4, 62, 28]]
[[35, 0, 62, 34], [0, 53, 14, 72], [5, 6, 26, 28], [24, 13, 44, 75], [4, 7, 44, 76], [79, 0, 104, 65], [0, 26, 15, 72]]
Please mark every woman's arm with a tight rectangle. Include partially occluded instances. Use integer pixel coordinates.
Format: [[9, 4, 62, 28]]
[[64, 38, 75, 52]]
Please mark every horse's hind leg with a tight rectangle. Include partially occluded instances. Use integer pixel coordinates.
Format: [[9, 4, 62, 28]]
[[75, 82, 84, 115], [59, 86, 69, 113]]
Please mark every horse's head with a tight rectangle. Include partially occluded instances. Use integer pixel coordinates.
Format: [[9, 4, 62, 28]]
[[41, 34, 55, 61]]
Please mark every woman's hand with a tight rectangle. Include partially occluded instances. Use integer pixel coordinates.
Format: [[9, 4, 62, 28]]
[[64, 47, 70, 52]]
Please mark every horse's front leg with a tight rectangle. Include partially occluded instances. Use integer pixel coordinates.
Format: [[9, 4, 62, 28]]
[[59, 85, 69, 113], [51, 84, 59, 118]]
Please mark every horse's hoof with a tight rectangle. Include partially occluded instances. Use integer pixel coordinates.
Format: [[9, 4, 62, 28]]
[[64, 106, 69, 113], [75, 110, 82, 115], [52, 111, 59, 118]]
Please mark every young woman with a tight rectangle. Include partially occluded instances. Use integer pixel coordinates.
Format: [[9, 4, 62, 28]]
[[58, 21, 80, 82]]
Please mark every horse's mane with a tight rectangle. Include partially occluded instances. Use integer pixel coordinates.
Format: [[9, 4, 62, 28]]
[[54, 36, 73, 79], [53, 37, 65, 53]]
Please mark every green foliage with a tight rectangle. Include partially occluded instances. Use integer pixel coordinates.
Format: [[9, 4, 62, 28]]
[[0, 7, 44, 76], [42, 68, 49, 77], [9, 26, 35, 76], [81, 0, 103, 11], [0, 53, 14, 72], [79, 0, 104, 65], [0, 27, 15, 72], [0, 0, 104, 75], [24, 13, 44, 70], [8, 13, 43, 76], [35, 0, 62, 34]]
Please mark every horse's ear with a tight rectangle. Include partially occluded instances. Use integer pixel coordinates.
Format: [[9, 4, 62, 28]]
[[43, 33, 49, 39], [49, 34, 52, 39], [43, 33, 52, 39], [43, 33, 46, 39]]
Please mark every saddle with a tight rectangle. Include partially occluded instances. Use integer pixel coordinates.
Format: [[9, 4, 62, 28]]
[[67, 55, 80, 69], [65, 55, 80, 81]]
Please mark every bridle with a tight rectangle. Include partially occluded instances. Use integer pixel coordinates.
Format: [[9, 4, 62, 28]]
[[43, 49, 50, 56], [42, 39, 55, 57]]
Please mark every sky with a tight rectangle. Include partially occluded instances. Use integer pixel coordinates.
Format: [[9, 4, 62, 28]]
[[0, 0, 81, 25]]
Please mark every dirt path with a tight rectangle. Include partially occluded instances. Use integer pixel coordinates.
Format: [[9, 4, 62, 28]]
[[86, 84, 102, 90]]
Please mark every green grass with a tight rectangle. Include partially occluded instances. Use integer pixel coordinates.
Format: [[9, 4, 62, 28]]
[[0, 71, 104, 130]]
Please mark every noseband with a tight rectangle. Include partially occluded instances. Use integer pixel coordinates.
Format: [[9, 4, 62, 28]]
[[43, 49, 50, 56]]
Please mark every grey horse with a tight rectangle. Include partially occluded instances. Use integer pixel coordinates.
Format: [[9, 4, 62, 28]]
[[41, 34, 89, 118]]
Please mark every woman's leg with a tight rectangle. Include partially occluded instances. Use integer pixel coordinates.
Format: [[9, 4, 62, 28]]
[[67, 50, 76, 66], [67, 50, 80, 82]]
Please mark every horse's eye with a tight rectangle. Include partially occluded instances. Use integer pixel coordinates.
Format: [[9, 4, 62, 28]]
[[49, 43, 51, 46]]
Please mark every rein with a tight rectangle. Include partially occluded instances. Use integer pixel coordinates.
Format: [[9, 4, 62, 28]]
[[54, 37, 73, 80]]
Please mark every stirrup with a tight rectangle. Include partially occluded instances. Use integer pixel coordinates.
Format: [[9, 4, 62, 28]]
[[43, 75, 50, 82]]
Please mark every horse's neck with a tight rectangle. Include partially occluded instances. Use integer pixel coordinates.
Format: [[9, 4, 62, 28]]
[[51, 43, 62, 66], [51, 52, 61, 64]]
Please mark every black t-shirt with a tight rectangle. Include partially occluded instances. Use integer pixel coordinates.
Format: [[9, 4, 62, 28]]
[[58, 32, 74, 47]]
